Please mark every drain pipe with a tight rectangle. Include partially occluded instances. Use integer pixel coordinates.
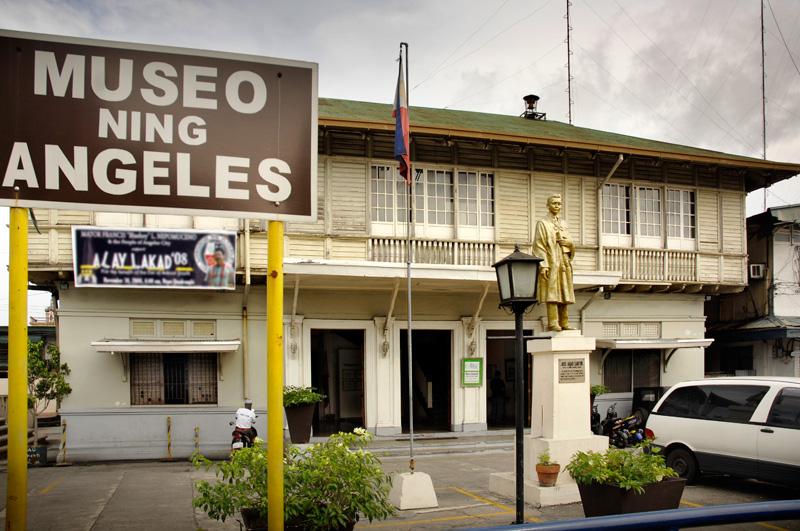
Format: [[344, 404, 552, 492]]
[[242, 219, 252, 400]]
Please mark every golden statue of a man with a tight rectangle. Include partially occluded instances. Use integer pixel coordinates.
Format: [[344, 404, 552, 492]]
[[534, 194, 575, 331]]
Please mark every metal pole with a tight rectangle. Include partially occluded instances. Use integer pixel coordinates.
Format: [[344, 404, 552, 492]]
[[267, 220, 285, 531], [6, 206, 29, 531], [514, 307, 525, 524], [761, 0, 767, 211], [400, 41, 416, 473], [566, 0, 573, 124]]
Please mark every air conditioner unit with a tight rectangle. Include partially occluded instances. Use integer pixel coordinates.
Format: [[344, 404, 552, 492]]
[[749, 263, 766, 279]]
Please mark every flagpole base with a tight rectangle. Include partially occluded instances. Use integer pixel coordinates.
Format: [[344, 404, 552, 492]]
[[390, 471, 438, 510]]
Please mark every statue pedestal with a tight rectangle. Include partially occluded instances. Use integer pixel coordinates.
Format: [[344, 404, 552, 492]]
[[489, 331, 607, 507]]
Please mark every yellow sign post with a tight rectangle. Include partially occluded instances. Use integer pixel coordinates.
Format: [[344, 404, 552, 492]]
[[267, 220, 285, 530], [6, 207, 29, 531]]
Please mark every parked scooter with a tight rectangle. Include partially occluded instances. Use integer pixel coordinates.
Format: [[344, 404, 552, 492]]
[[591, 404, 602, 434], [230, 421, 257, 451]]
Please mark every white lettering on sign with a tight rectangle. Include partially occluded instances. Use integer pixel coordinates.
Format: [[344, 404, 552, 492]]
[[2, 143, 292, 201], [33, 52, 268, 113]]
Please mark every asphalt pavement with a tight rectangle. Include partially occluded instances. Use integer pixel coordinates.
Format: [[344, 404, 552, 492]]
[[0, 438, 799, 530]]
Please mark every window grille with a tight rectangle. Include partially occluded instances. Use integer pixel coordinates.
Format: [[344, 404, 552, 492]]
[[130, 353, 217, 405]]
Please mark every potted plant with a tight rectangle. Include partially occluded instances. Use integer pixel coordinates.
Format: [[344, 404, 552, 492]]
[[193, 429, 395, 530], [283, 385, 325, 444], [566, 443, 685, 517], [535, 450, 560, 487]]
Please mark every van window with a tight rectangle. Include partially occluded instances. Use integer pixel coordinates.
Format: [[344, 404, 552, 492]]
[[699, 385, 768, 423], [657, 385, 706, 418], [766, 388, 800, 429], [656, 384, 768, 423]]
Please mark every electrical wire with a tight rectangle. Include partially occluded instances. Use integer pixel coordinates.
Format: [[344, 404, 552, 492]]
[[766, 0, 800, 78], [582, 0, 757, 153], [414, 0, 512, 90], [575, 42, 693, 143], [414, 0, 555, 89], [444, 41, 563, 108]]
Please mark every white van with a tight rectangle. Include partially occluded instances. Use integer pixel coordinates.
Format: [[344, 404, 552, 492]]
[[646, 377, 800, 486]]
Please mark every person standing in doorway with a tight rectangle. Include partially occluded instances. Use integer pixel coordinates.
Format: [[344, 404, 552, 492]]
[[533, 194, 576, 331]]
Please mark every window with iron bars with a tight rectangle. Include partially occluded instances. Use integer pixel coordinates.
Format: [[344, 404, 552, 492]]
[[130, 353, 217, 405]]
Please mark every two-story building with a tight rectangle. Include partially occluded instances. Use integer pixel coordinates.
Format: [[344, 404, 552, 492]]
[[25, 98, 800, 460], [706, 204, 800, 378]]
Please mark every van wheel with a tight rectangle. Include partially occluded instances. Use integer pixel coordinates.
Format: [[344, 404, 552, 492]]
[[666, 448, 698, 483]]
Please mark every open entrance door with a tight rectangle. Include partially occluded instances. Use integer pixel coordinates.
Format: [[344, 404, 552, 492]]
[[485, 329, 533, 429], [400, 330, 451, 432], [310, 329, 365, 436]]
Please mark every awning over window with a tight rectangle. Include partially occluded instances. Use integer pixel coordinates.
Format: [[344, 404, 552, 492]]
[[596, 338, 713, 350], [596, 337, 713, 373], [91, 339, 241, 353]]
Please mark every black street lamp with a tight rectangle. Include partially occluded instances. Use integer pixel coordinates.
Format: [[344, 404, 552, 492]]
[[492, 245, 542, 525]]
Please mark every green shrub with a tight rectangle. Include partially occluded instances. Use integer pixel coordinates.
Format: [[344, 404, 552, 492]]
[[192, 429, 394, 529], [283, 385, 325, 407], [565, 443, 677, 494], [590, 384, 610, 397]]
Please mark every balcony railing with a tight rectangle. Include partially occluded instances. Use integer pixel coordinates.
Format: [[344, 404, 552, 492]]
[[603, 247, 697, 282], [368, 238, 495, 267]]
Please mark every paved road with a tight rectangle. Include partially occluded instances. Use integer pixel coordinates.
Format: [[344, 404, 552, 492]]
[[1, 449, 799, 530]]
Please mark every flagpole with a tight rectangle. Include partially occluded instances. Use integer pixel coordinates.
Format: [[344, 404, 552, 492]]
[[400, 41, 415, 474]]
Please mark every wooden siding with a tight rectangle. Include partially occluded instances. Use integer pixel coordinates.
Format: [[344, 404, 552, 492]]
[[248, 233, 269, 270], [697, 255, 721, 283], [95, 212, 144, 227], [329, 158, 367, 235], [581, 177, 598, 246], [721, 192, 745, 254], [287, 236, 325, 260], [495, 171, 530, 243], [697, 190, 720, 252], [565, 175, 583, 245], [144, 214, 193, 229], [328, 238, 367, 260], [573, 248, 597, 271], [533, 173, 563, 221], [722, 255, 746, 284], [287, 157, 326, 234]]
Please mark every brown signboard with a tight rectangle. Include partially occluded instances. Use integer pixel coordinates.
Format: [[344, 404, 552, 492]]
[[0, 31, 317, 221]]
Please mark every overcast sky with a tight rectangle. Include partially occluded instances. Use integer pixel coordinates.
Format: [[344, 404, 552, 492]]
[[2, 0, 800, 324]]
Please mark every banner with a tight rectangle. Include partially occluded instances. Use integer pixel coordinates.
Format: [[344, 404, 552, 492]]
[[72, 227, 237, 289]]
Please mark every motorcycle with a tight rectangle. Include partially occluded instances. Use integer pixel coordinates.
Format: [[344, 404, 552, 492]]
[[605, 409, 645, 448], [230, 421, 257, 451], [591, 404, 602, 434]]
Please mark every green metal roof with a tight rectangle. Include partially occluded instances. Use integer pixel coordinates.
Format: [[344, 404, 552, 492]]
[[319, 98, 800, 172]]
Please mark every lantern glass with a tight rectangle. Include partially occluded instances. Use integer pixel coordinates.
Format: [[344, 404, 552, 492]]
[[511, 261, 537, 299], [496, 262, 511, 302]]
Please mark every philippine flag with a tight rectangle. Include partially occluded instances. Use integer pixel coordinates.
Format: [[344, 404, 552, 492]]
[[393, 56, 411, 185]]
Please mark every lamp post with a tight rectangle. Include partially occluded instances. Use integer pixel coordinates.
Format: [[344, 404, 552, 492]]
[[493, 245, 542, 525]]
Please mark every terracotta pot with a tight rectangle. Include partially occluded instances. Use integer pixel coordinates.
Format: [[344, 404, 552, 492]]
[[285, 403, 317, 443], [577, 477, 687, 517], [535, 463, 561, 487]]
